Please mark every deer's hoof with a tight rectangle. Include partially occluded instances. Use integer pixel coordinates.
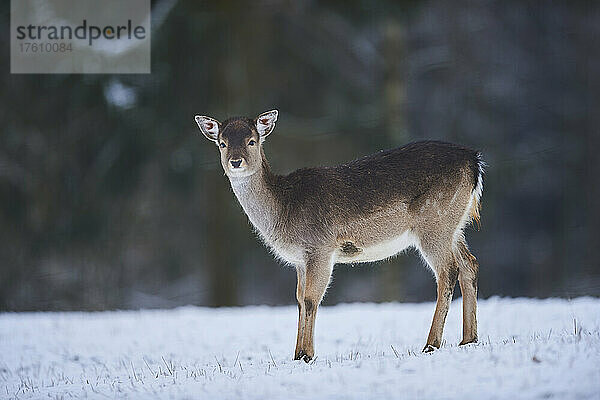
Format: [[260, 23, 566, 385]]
[[422, 344, 437, 353], [459, 337, 478, 346], [293, 349, 313, 362]]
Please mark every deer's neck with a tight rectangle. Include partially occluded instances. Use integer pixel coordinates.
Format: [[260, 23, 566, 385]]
[[228, 152, 281, 244]]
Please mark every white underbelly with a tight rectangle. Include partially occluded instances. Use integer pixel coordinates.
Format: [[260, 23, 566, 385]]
[[267, 239, 305, 265], [334, 230, 418, 264]]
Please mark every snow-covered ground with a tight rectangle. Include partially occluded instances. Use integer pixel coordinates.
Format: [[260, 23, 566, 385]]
[[1, 297, 599, 399]]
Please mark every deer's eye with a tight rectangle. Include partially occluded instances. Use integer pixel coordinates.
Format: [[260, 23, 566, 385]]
[[219, 142, 226, 148], [248, 139, 256, 146]]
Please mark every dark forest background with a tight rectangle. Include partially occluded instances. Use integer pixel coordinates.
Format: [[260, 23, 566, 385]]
[[1, 1, 599, 311]]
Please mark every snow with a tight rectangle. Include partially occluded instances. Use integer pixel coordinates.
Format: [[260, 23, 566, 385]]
[[1, 297, 599, 399]]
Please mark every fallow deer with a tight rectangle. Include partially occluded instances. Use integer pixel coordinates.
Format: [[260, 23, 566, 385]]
[[195, 110, 484, 362]]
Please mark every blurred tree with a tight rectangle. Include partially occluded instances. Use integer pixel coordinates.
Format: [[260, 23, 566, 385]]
[[0, 0, 599, 310]]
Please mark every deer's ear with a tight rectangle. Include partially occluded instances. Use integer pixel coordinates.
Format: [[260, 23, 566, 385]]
[[255, 110, 278, 140], [195, 115, 221, 142]]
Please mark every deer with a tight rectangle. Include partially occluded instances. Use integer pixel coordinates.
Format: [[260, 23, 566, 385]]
[[195, 110, 484, 362]]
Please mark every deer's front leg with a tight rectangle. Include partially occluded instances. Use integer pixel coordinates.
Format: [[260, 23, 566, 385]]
[[294, 267, 306, 360], [294, 253, 333, 363]]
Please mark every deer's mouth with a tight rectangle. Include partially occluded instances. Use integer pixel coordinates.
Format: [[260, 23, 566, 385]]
[[226, 160, 256, 177]]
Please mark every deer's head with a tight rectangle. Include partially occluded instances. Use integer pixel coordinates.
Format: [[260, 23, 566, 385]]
[[195, 110, 278, 178]]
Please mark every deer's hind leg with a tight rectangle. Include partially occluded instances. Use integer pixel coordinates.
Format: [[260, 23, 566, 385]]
[[420, 241, 459, 352], [455, 240, 479, 345]]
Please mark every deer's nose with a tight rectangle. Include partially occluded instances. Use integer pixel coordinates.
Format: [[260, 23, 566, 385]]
[[230, 159, 242, 168]]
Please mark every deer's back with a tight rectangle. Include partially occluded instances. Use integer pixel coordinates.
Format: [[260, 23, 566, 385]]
[[271, 140, 480, 216]]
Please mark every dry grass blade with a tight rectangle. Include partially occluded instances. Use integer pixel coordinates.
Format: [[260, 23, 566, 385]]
[[390, 345, 400, 359]]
